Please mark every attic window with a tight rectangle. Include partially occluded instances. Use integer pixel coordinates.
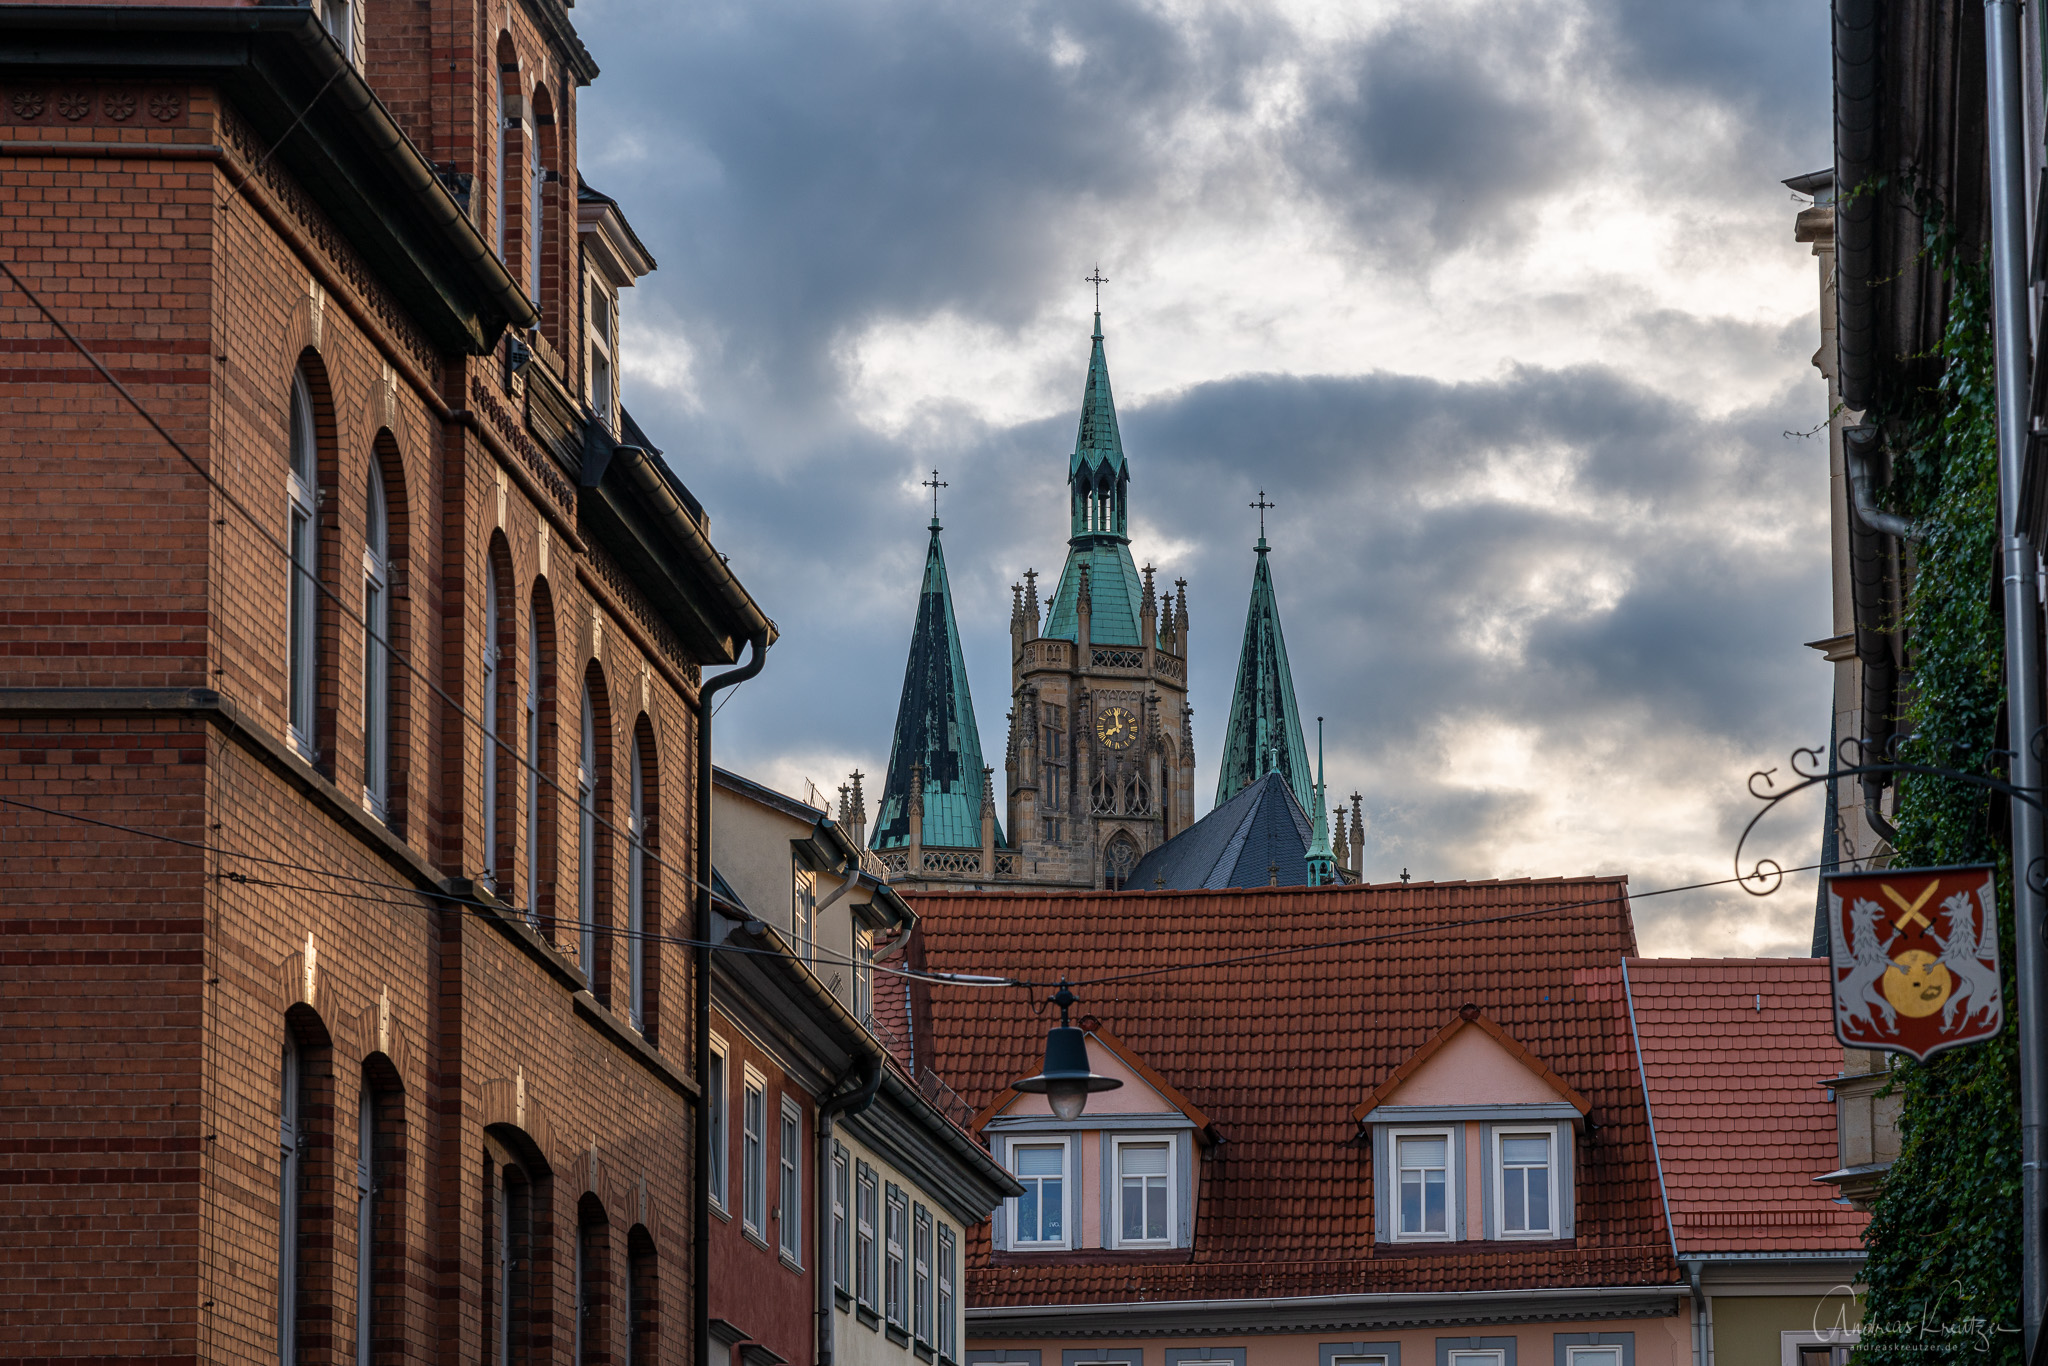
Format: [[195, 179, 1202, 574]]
[[1394, 1131, 1452, 1239]]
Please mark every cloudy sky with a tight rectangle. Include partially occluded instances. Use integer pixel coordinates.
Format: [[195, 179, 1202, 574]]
[[574, 0, 1837, 956]]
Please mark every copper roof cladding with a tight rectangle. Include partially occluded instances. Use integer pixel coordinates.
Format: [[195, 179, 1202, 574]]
[[1622, 958, 1870, 1257], [906, 878, 1682, 1305]]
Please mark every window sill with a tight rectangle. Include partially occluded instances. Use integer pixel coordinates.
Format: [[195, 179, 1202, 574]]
[[989, 1247, 1192, 1267], [711, 1200, 732, 1223], [856, 1305, 881, 1331], [742, 1227, 772, 1253], [914, 1343, 935, 1362], [1371, 1235, 1576, 1258], [780, 1252, 804, 1275], [886, 1325, 911, 1347], [836, 1289, 854, 1310]]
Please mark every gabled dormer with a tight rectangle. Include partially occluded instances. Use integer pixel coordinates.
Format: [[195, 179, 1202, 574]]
[[975, 1031, 1213, 1255], [1353, 1005, 1592, 1247]]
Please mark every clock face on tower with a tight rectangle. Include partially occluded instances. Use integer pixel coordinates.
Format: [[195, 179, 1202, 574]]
[[1095, 706, 1138, 751]]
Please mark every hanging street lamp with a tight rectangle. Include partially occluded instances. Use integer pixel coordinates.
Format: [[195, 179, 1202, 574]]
[[1011, 980, 1122, 1120]]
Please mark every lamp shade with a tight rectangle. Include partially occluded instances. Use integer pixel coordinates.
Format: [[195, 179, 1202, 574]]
[[1012, 1025, 1123, 1120]]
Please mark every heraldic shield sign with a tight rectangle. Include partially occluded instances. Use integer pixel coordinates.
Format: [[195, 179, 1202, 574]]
[[1824, 864, 2004, 1060]]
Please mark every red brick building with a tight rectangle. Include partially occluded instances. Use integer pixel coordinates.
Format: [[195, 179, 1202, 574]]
[[0, 5, 769, 1364]]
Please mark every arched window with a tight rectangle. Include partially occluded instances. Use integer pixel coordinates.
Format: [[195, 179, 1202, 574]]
[[482, 562, 500, 888], [525, 608, 542, 928], [528, 87, 546, 306], [628, 733, 645, 1031], [362, 470, 390, 818], [493, 66, 509, 259], [625, 1227, 657, 1366], [579, 685, 598, 973], [494, 1162, 527, 1366], [574, 1198, 609, 1366], [279, 1037, 303, 1366], [354, 1084, 376, 1366], [287, 372, 318, 761]]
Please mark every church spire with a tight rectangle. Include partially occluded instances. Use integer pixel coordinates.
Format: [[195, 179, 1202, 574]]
[[1215, 502, 1312, 812], [872, 505, 1002, 851], [1305, 717, 1336, 886]]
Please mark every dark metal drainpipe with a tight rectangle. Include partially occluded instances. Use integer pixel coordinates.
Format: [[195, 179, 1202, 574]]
[[1985, 5, 2048, 1359], [696, 632, 769, 1366]]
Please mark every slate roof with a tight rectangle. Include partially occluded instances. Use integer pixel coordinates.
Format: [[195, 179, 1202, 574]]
[[1214, 541, 1312, 811], [1624, 958, 1868, 1256], [874, 520, 1003, 850], [1125, 770, 1316, 891], [906, 878, 1680, 1304]]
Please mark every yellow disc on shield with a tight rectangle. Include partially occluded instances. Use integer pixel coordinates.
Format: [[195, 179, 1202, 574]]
[[1882, 949, 1952, 1018]]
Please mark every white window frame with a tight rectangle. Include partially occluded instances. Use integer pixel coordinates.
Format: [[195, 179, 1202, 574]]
[[1110, 1134, 1176, 1248], [1564, 1348, 1622, 1366], [883, 1183, 908, 1330], [588, 281, 614, 427], [354, 1087, 376, 1366], [832, 1144, 851, 1297], [707, 1038, 728, 1211], [627, 735, 645, 1030], [322, 0, 355, 62], [936, 1223, 956, 1360], [1446, 1353, 1506, 1366], [793, 861, 816, 962], [1005, 1136, 1073, 1250], [481, 560, 500, 889], [577, 684, 596, 972], [779, 1096, 803, 1265], [361, 470, 389, 819], [854, 1161, 879, 1313], [527, 103, 544, 307], [912, 1203, 933, 1345], [1327, 1358, 1389, 1366], [742, 1070, 767, 1238], [1491, 1127, 1557, 1240], [286, 372, 318, 762], [1389, 1126, 1456, 1243]]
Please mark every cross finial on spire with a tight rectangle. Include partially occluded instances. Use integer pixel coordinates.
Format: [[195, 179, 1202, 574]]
[[922, 468, 948, 522], [1250, 489, 1275, 541], [1086, 264, 1108, 312]]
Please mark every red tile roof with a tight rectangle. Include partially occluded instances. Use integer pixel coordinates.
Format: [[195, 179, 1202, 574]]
[[906, 877, 1682, 1304], [1622, 958, 1868, 1256], [1350, 1007, 1592, 1121]]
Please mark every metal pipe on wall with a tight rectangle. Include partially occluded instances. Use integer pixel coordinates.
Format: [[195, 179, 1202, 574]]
[[1982, 4, 2047, 1360], [696, 633, 770, 1366]]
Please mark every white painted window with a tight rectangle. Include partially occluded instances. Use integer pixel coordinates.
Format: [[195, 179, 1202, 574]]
[[1329, 1358, 1389, 1366], [855, 1161, 878, 1311], [481, 561, 500, 888], [361, 470, 389, 819], [524, 606, 540, 926], [286, 372, 317, 762], [278, 1038, 302, 1366], [779, 1098, 803, 1263], [936, 1224, 956, 1359], [742, 1074, 766, 1236], [589, 282, 614, 426], [1494, 1129, 1555, 1238], [707, 1040, 728, 1210], [1565, 1349, 1622, 1366], [912, 1204, 933, 1344], [354, 1087, 376, 1366], [1113, 1137, 1172, 1246], [627, 735, 645, 1030], [832, 1145, 851, 1297], [884, 1184, 907, 1329], [527, 109, 544, 306], [794, 862, 816, 962], [1394, 1130, 1452, 1240], [1008, 1140, 1069, 1248], [578, 684, 596, 972], [1447, 1354, 1505, 1366], [854, 928, 873, 1022]]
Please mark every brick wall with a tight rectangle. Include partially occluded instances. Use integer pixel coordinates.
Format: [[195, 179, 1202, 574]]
[[0, 10, 722, 1363]]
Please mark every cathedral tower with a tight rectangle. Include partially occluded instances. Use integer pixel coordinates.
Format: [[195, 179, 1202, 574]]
[[1007, 310, 1196, 888]]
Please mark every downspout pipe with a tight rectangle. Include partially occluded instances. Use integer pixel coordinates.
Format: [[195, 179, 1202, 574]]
[[696, 631, 770, 1366], [1843, 426, 1902, 843], [817, 1060, 885, 1366], [1984, 5, 2048, 1360], [1685, 1260, 1706, 1366]]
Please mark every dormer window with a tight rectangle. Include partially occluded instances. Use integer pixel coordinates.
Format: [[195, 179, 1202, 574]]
[[1394, 1131, 1452, 1239], [1010, 1142, 1068, 1247], [1112, 1138, 1172, 1246], [588, 281, 614, 426], [1496, 1129, 1554, 1237]]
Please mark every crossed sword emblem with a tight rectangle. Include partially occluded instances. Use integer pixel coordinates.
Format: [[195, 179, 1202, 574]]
[[1879, 880, 1940, 932]]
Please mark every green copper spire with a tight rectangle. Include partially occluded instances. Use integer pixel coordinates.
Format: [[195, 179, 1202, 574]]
[[872, 513, 1003, 850], [1305, 717, 1336, 886], [1215, 521, 1312, 812], [1044, 310, 1144, 645]]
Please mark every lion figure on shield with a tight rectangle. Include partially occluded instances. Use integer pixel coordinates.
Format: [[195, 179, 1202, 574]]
[[1838, 899, 1897, 1035], [1932, 890, 2001, 1032]]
